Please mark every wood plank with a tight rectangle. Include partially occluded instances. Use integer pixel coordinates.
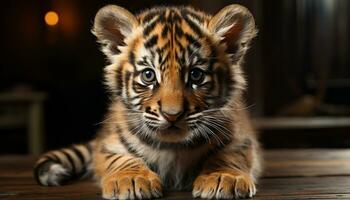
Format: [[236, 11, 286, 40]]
[[1, 176, 350, 199], [257, 177, 350, 196], [265, 149, 350, 161], [1, 149, 350, 199], [0, 177, 100, 200], [0, 156, 34, 177], [264, 149, 350, 177]]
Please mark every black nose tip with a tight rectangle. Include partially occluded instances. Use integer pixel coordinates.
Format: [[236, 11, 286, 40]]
[[161, 110, 183, 122]]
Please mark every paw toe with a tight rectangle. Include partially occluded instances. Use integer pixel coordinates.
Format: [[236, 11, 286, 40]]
[[193, 172, 256, 199], [102, 172, 162, 200]]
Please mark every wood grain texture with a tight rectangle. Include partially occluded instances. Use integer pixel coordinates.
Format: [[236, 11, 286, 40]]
[[264, 149, 350, 177], [1, 149, 350, 199]]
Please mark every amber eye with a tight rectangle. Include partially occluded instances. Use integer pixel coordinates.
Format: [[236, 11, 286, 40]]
[[190, 68, 204, 84], [141, 69, 156, 84]]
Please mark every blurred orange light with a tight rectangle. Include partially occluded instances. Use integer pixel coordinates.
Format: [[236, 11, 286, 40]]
[[45, 11, 59, 26]]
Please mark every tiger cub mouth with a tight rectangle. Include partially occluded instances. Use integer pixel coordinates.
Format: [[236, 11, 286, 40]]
[[160, 124, 181, 134], [156, 122, 189, 142]]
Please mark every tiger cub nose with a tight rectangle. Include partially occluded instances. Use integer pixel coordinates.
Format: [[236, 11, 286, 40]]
[[161, 109, 183, 122]]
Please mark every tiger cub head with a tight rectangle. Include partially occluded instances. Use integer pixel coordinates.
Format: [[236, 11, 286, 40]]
[[93, 5, 257, 145]]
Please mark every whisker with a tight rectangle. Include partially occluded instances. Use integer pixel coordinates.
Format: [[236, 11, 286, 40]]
[[201, 120, 231, 140]]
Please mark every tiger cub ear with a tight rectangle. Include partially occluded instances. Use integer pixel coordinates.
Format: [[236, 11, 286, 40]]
[[209, 4, 257, 62], [93, 5, 138, 61]]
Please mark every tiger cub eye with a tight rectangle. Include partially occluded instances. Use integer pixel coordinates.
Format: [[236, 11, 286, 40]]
[[190, 68, 204, 84], [141, 69, 156, 84]]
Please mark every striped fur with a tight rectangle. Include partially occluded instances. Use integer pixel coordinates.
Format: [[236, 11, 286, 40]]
[[34, 143, 93, 186], [34, 4, 262, 200]]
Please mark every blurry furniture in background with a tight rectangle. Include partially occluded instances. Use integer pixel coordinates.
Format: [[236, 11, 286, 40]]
[[254, 0, 350, 117], [254, 117, 350, 130], [248, 0, 350, 148], [253, 117, 350, 148], [0, 91, 47, 155]]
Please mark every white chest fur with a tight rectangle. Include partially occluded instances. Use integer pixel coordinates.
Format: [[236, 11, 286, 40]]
[[143, 146, 208, 189]]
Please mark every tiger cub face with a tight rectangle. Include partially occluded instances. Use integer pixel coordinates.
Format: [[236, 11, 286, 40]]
[[93, 5, 257, 144]]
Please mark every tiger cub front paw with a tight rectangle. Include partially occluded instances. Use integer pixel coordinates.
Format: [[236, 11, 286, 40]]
[[192, 172, 256, 199], [101, 170, 162, 200]]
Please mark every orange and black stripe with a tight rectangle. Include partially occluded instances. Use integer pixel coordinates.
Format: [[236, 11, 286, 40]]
[[34, 143, 93, 186]]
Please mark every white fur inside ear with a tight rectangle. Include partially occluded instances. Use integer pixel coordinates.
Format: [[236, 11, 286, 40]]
[[93, 5, 138, 38], [209, 4, 257, 44], [39, 163, 70, 186], [105, 11, 135, 37], [215, 22, 235, 37], [93, 5, 138, 61]]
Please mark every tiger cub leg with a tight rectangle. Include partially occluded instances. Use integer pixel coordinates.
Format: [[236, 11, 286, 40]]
[[193, 140, 260, 199], [95, 151, 162, 200]]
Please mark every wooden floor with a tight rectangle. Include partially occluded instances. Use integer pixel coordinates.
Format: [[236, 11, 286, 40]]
[[1, 149, 350, 199]]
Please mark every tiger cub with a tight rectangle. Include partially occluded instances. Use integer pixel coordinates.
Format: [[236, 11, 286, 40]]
[[34, 4, 262, 200]]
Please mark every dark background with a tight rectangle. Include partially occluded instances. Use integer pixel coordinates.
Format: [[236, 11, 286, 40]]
[[1, 0, 349, 154]]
